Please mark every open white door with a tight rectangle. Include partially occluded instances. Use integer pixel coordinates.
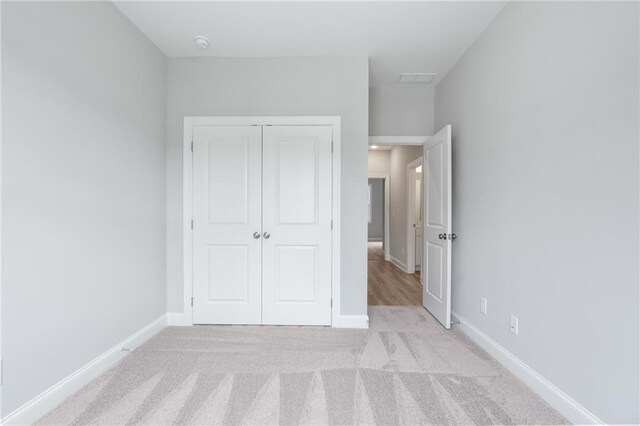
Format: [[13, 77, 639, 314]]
[[423, 125, 452, 329]]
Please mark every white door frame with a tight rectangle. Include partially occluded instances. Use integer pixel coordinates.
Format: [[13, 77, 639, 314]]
[[406, 157, 423, 274], [367, 174, 390, 261], [183, 116, 342, 327], [369, 136, 429, 146]]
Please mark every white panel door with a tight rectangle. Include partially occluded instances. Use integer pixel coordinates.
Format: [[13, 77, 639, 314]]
[[262, 126, 333, 325], [192, 126, 262, 324], [423, 125, 452, 328]]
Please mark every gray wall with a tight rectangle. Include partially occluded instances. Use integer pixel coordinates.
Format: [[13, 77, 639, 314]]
[[166, 57, 369, 316], [435, 2, 639, 423], [369, 86, 434, 136], [1, 2, 167, 415], [388, 146, 423, 267], [368, 179, 384, 241]]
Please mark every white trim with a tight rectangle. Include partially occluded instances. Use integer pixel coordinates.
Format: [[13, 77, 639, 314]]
[[367, 182, 372, 224], [452, 311, 604, 425], [405, 157, 423, 274], [368, 174, 390, 261], [389, 255, 408, 273], [183, 119, 194, 326], [0, 314, 167, 425], [183, 116, 342, 327], [167, 311, 192, 326], [369, 136, 429, 146], [336, 314, 369, 329], [0, 2, 4, 416]]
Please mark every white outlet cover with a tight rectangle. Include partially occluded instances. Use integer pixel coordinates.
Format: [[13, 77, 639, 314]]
[[510, 315, 519, 335], [480, 297, 487, 315]]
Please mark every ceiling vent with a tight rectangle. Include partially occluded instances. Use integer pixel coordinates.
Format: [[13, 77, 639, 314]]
[[399, 73, 437, 83]]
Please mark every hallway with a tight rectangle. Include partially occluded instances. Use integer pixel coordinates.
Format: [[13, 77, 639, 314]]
[[367, 242, 422, 306]]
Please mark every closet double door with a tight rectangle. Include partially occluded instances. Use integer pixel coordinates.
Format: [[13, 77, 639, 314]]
[[192, 125, 333, 326]]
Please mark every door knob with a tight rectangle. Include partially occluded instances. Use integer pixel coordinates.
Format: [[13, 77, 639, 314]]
[[438, 233, 446, 240], [252, 232, 261, 239], [449, 233, 458, 240], [263, 232, 271, 239]]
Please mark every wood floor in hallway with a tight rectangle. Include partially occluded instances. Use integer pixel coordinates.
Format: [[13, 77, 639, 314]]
[[368, 242, 423, 306]]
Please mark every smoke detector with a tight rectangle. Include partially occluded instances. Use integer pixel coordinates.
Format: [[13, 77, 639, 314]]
[[194, 36, 210, 49], [399, 73, 437, 83]]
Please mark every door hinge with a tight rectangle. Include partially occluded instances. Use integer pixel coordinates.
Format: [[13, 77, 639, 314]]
[[331, 141, 334, 153], [190, 219, 194, 230], [191, 297, 194, 307], [330, 298, 333, 308], [331, 220, 333, 230], [191, 141, 193, 152]]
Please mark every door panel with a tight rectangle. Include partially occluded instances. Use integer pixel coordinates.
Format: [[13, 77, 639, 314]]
[[277, 140, 317, 224], [276, 246, 318, 302], [207, 138, 250, 224], [207, 245, 249, 302], [427, 143, 444, 226], [192, 126, 262, 324], [423, 125, 452, 329], [262, 126, 332, 325]]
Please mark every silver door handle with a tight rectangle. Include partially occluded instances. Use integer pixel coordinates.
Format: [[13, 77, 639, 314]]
[[252, 232, 261, 239], [263, 232, 271, 239]]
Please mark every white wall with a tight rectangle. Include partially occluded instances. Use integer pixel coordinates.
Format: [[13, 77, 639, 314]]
[[1, 2, 167, 415], [166, 57, 369, 316], [369, 86, 434, 136], [368, 150, 390, 175], [435, 2, 639, 423], [388, 146, 423, 268]]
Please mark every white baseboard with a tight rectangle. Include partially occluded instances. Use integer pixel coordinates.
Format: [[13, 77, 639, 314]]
[[389, 255, 408, 273], [451, 311, 603, 425], [167, 311, 192, 326], [1, 314, 167, 425], [336, 314, 369, 329]]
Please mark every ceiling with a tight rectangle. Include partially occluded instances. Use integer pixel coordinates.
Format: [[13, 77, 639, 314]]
[[114, 1, 506, 87]]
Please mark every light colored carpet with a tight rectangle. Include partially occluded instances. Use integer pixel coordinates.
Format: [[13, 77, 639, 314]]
[[37, 307, 567, 425]]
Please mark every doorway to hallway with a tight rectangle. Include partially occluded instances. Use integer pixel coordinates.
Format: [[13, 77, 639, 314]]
[[368, 241, 422, 305], [367, 143, 424, 306], [366, 126, 452, 329]]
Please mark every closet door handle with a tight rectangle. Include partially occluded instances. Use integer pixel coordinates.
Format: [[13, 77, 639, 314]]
[[252, 232, 261, 239], [263, 232, 271, 239]]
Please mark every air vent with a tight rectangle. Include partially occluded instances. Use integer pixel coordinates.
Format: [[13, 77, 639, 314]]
[[399, 73, 437, 83]]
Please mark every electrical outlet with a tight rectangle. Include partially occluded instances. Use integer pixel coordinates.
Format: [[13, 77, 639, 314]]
[[510, 315, 519, 335], [480, 297, 487, 315]]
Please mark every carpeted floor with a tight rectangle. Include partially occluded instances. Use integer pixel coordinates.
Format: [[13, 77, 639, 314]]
[[38, 307, 567, 425]]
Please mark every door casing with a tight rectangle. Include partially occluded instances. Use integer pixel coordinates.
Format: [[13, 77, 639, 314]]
[[406, 156, 423, 274], [183, 116, 341, 326]]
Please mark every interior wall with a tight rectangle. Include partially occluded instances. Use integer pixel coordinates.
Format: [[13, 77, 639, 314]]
[[368, 178, 384, 241], [367, 150, 390, 175], [369, 86, 434, 136], [388, 146, 423, 268], [1, 1, 167, 415], [166, 57, 369, 317], [434, 2, 639, 423]]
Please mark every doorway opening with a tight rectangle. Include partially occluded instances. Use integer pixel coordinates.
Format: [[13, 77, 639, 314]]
[[367, 143, 424, 307], [366, 127, 452, 328]]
